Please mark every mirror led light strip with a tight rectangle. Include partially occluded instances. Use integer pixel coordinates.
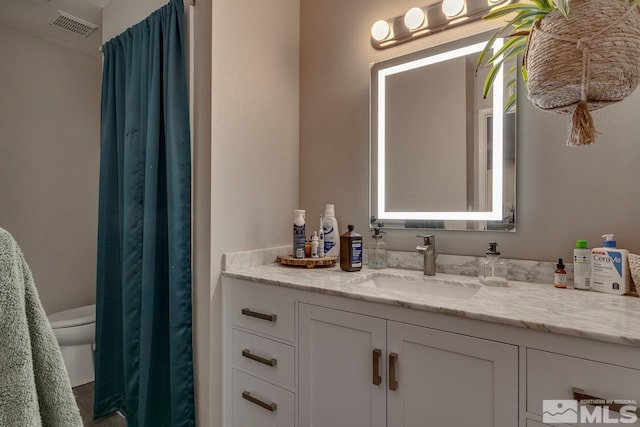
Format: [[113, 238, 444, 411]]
[[376, 38, 504, 221], [371, 0, 513, 49]]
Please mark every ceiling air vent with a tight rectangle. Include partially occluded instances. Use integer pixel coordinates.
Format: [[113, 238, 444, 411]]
[[48, 11, 99, 38]]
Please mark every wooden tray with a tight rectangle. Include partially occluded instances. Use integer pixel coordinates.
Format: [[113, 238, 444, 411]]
[[277, 255, 337, 269]]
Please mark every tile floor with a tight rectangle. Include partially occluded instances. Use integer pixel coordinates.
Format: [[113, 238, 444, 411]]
[[73, 382, 127, 426]]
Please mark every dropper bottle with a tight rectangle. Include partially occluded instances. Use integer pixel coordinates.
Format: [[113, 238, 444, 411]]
[[554, 258, 567, 289]]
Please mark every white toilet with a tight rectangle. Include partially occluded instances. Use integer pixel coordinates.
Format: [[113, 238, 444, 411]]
[[48, 304, 96, 387]]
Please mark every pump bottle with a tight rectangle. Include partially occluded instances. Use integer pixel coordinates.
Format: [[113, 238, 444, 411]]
[[479, 242, 508, 286], [368, 223, 387, 269], [591, 234, 630, 295]]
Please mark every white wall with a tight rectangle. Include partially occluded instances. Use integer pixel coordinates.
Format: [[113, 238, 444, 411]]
[[299, 0, 640, 262], [102, 0, 168, 42], [210, 0, 300, 425], [188, 2, 213, 427], [0, 25, 101, 314]]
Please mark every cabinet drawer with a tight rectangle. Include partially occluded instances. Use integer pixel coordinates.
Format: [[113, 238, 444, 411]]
[[527, 349, 640, 426], [232, 328, 295, 389], [232, 369, 294, 427], [228, 282, 295, 342]]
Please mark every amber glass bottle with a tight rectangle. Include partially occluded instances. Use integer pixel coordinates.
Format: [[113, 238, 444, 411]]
[[340, 225, 362, 272]]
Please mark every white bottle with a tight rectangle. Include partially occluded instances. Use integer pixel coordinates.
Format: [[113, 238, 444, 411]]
[[293, 210, 306, 259], [590, 234, 630, 295], [322, 204, 340, 257], [573, 240, 591, 290], [311, 231, 319, 258], [318, 216, 325, 258]]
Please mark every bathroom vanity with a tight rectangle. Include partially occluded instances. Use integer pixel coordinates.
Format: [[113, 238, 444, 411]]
[[221, 263, 640, 427]]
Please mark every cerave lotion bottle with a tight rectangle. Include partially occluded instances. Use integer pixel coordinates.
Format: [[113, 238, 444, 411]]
[[590, 234, 630, 295]]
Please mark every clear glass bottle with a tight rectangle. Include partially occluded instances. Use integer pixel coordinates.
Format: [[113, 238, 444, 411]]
[[479, 241, 508, 286], [368, 224, 387, 269]]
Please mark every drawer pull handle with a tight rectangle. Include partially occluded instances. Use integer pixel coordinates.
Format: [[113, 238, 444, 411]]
[[389, 352, 398, 391], [372, 349, 382, 386], [242, 349, 277, 367], [242, 308, 277, 322], [573, 388, 640, 416], [242, 391, 277, 412]]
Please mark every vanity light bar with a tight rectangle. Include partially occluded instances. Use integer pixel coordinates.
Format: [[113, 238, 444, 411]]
[[371, 0, 513, 49]]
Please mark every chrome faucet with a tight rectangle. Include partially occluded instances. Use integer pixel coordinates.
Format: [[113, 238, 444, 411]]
[[416, 234, 436, 276]]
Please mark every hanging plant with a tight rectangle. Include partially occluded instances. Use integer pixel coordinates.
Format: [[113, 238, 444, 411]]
[[477, 0, 640, 146]]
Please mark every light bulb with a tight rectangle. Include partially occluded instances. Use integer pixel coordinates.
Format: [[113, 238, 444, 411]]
[[371, 20, 391, 41], [442, 0, 465, 17], [404, 7, 425, 30]]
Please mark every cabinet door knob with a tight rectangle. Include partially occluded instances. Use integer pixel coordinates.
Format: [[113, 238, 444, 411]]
[[242, 391, 277, 412], [241, 308, 277, 322], [573, 387, 639, 416], [389, 352, 398, 391], [372, 348, 382, 386], [242, 349, 277, 367]]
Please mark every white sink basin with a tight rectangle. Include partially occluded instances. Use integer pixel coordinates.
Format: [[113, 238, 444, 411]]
[[356, 275, 480, 300]]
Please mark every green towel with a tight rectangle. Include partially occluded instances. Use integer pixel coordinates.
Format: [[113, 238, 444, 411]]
[[0, 228, 83, 426]]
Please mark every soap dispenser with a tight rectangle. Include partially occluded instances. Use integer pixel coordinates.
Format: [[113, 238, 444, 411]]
[[590, 234, 630, 295], [368, 223, 387, 269], [479, 242, 508, 287]]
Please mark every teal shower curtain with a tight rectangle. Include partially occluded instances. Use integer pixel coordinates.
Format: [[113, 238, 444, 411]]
[[94, 0, 194, 425]]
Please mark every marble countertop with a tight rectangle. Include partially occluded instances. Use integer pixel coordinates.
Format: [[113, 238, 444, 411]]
[[223, 263, 640, 347]]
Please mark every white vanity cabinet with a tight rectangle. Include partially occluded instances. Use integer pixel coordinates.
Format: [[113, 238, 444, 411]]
[[222, 276, 640, 427], [525, 349, 640, 426], [223, 279, 297, 427], [386, 321, 518, 427], [297, 304, 518, 427], [298, 304, 387, 427]]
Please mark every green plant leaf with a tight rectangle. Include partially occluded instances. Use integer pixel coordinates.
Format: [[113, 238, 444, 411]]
[[553, 0, 570, 18], [513, 8, 552, 21], [483, 62, 503, 99], [475, 22, 510, 73], [529, 0, 554, 9], [483, 3, 547, 20], [487, 36, 527, 65], [504, 91, 517, 112], [482, 42, 527, 99], [476, 9, 543, 73], [512, 20, 535, 32], [477, 0, 560, 97]]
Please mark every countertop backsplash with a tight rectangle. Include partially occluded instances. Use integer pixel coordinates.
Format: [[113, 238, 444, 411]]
[[224, 246, 573, 286]]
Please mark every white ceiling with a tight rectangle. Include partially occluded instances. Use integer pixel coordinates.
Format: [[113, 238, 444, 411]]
[[0, 0, 111, 58]]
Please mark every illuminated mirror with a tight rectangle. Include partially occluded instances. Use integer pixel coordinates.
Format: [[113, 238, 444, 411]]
[[369, 31, 517, 231]]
